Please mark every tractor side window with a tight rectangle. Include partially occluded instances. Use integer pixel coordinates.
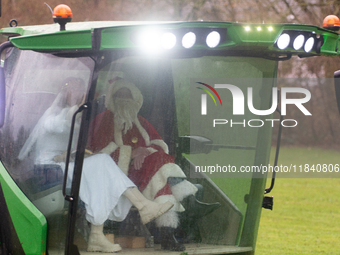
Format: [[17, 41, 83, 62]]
[[0, 48, 93, 254]]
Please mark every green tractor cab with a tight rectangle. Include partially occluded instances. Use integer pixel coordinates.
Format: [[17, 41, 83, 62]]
[[0, 5, 340, 255]]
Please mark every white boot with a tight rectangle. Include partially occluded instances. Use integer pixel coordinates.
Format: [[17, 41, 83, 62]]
[[87, 224, 122, 253], [124, 187, 174, 225]]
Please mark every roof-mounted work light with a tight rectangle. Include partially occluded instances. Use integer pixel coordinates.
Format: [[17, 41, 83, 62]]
[[132, 27, 226, 53], [293, 34, 305, 50], [304, 37, 315, 53], [182, 32, 196, 49], [277, 33, 290, 50], [206, 31, 221, 48], [275, 30, 323, 54], [161, 32, 176, 49]]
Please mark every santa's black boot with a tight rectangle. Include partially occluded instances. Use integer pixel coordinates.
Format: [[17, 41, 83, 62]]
[[171, 181, 221, 219], [160, 227, 185, 251], [182, 194, 221, 219]]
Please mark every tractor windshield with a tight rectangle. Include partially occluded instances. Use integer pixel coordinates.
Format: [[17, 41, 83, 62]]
[[0, 47, 277, 254]]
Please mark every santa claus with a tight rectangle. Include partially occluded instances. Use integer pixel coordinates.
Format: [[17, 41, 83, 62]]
[[88, 78, 220, 251]]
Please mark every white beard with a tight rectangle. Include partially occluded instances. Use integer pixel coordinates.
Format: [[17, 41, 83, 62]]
[[113, 98, 140, 134]]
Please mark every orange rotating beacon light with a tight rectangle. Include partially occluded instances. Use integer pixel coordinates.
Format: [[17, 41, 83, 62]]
[[53, 4, 73, 31]]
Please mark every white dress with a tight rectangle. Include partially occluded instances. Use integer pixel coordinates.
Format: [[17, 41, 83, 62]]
[[20, 105, 135, 225]]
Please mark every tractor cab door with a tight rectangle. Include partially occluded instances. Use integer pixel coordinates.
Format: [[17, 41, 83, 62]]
[[0, 47, 94, 254], [84, 52, 278, 253]]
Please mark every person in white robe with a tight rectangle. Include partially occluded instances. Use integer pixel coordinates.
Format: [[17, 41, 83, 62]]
[[18, 77, 173, 253]]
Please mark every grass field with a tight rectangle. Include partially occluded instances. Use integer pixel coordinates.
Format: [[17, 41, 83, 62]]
[[256, 147, 340, 255]]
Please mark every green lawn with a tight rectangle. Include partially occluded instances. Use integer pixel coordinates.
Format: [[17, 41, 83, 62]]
[[256, 147, 340, 255]]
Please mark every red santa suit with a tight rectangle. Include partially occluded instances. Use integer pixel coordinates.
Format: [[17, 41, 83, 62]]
[[88, 79, 197, 228]]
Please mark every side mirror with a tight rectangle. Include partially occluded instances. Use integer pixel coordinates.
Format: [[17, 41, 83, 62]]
[[178, 135, 213, 154], [334, 70, 340, 115], [0, 65, 5, 128]]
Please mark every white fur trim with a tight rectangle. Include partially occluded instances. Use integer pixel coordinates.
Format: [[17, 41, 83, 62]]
[[142, 163, 186, 201], [150, 139, 169, 154], [99, 141, 118, 155], [112, 116, 151, 148], [154, 210, 179, 228], [171, 180, 198, 202], [147, 147, 158, 155], [114, 122, 124, 146], [133, 118, 150, 146], [154, 194, 184, 213], [118, 145, 131, 175]]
